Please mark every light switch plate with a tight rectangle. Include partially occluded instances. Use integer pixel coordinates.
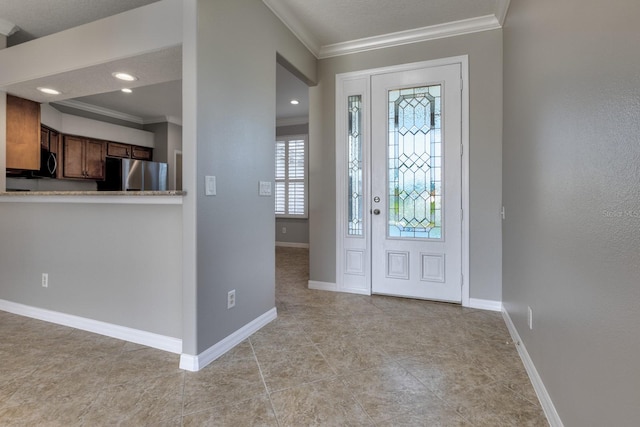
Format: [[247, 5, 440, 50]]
[[205, 176, 216, 196], [259, 181, 272, 196]]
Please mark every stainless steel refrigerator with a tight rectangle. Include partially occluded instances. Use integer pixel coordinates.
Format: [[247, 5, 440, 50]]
[[99, 158, 168, 191]]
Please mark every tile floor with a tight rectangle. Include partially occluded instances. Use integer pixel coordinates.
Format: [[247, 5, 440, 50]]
[[0, 247, 548, 426]]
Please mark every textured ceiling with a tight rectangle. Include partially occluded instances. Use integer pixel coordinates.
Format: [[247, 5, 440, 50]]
[[62, 79, 183, 123], [265, 0, 499, 47], [0, 0, 160, 46], [1, 0, 503, 124], [4, 45, 182, 104]]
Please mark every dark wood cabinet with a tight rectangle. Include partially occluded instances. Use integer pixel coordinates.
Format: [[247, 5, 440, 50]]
[[107, 142, 131, 158], [6, 95, 41, 170], [62, 135, 105, 180], [107, 142, 152, 160], [131, 145, 152, 160], [41, 125, 59, 154]]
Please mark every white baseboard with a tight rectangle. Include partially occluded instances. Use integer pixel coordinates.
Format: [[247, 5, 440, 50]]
[[0, 299, 182, 354], [468, 298, 503, 312], [179, 307, 277, 372], [275, 241, 310, 248], [502, 308, 564, 427], [308, 280, 337, 292]]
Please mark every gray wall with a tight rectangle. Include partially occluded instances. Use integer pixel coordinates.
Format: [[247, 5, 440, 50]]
[[144, 121, 183, 191], [276, 123, 309, 245], [189, 0, 316, 353], [502, 1, 640, 425], [0, 203, 182, 338], [144, 122, 169, 163], [310, 30, 503, 301]]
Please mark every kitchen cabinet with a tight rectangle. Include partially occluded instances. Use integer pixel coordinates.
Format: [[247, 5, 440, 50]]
[[107, 142, 152, 160], [62, 135, 105, 180], [39, 125, 61, 178], [131, 145, 153, 160], [6, 95, 41, 170], [41, 125, 59, 154], [107, 142, 131, 158]]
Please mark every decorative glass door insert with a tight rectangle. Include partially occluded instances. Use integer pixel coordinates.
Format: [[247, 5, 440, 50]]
[[387, 84, 442, 239], [348, 95, 364, 236]]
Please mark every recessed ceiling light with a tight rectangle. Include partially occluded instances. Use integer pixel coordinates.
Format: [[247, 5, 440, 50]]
[[112, 72, 137, 82], [121, 88, 133, 94], [290, 99, 299, 105], [37, 87, 61, 95]]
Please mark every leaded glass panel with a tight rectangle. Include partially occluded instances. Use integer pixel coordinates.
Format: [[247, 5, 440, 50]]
[[347, 95, 363, 236], [388, 85, 442, 239]]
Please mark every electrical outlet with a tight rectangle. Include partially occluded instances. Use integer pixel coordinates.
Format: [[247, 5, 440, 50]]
[[227, 289, 236, 309], [528, 306, 533, 330], [42, 273, 48, 288], [282, 227, 287, 234]]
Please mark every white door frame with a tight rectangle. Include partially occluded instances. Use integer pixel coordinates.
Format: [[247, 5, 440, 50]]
[[334, 55, 470, 307]]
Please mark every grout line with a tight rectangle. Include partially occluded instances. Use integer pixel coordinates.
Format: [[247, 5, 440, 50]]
[[248, 337, 281, 427]]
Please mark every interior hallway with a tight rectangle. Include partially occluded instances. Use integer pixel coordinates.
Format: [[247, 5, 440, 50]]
[[0, 247, 547, 426]]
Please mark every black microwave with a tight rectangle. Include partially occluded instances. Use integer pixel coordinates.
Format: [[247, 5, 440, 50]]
[[33, 148, 58, 178]]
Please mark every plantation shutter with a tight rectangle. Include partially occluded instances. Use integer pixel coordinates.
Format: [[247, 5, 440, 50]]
[[275, 136, 307, 217]]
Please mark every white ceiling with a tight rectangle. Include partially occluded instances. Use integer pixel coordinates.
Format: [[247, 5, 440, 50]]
[[265, 0, 497, 47], [0, 0, 508, 125], [0, 0, 160, 46]]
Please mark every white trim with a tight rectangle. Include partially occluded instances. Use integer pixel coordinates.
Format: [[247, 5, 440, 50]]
[[0, 18, 18, 37], [502, 309, 564, 427], [0, 194, 184, 204], [496, 0, 512, 26], [334, 56, 470, 306], [144, 115, 183, 126], [308, 280, 338, 292], [319, 15, 501, 59], [179, 308, 277, 372], [468, 298, 502, 312], [55, 100, 145, 125], [0, 299, 182, 353], [262, 0, 320, 57], [276, 241, 309, 248], [54, 101, 183, 126], [460, 56, 471, 308], [276, 116, 309, 127]]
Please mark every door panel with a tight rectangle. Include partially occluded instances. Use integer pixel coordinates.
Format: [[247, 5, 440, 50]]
[[371, 64, 462, 302]]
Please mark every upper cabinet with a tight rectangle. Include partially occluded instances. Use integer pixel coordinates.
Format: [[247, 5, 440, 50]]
[[6, 95, 41, 170], [106, 142, 131, 159], [131, 145, 152, 160], [62, 135, 105, 180]]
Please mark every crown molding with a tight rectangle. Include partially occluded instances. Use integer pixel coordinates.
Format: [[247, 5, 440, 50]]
[[262, 0, 320, 57], [144, 115, 183, 126], [55, 99, 145, 125], [0, 18, 19, 37], [496, 0, 512, 26], [318, 15, 501, 59]]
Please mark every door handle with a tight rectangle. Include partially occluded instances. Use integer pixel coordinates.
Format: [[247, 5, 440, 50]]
[[373, 209, 381, 215]]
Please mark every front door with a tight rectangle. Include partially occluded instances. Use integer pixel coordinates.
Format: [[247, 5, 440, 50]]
[[371, 64, 462, 302]]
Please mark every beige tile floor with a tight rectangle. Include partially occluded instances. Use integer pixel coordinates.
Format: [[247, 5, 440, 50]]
[[0, 247, 548, 426]]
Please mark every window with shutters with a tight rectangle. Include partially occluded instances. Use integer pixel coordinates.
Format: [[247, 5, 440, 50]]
[[275, 135, 308, 218]]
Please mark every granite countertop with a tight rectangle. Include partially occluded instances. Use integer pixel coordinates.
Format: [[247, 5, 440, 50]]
[[0, 190, 186, 204], [0, 191, 185, 196]]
